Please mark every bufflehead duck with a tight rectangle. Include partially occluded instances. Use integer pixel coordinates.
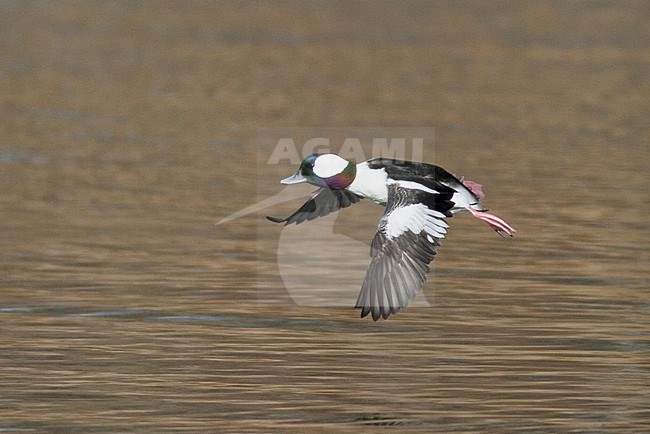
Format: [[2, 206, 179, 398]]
[[268, 153, 515, 321]]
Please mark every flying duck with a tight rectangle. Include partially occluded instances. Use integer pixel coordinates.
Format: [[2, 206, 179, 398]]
[[267, 153, 515, 321]]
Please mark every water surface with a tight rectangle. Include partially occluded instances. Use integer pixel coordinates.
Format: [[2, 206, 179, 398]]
[[1, 1, 648, 432]]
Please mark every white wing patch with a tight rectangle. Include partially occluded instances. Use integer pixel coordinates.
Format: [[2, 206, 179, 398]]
[[384, 203, 448, 240], [313, 154, 349, 178], [388, 179, 439, 195]]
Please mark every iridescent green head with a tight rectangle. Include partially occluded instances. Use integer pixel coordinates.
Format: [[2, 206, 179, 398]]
[[281, 153, 357, 190]]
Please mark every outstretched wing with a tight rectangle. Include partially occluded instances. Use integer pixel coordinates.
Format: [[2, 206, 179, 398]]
[[355, 182, 454, 320], [267, 188, 363, 225]]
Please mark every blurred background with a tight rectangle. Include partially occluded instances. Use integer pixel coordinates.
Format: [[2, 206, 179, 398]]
[[1, 1, 648, 432]]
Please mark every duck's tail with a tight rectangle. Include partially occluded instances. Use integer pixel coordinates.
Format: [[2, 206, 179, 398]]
[[447, 177, 516, 237]]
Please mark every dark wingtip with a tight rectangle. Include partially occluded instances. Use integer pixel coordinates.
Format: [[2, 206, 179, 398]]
[[358, 305, 391, 321], [359, 306, 370, 319], [266, 215, 286, 223]]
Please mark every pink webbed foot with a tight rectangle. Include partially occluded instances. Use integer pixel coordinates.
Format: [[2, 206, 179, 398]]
[[461, 179, 485, 201], [468, 207, 516, 237]]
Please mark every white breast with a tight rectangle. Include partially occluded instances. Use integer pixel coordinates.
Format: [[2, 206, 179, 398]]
[[348, 162, 388, 204]]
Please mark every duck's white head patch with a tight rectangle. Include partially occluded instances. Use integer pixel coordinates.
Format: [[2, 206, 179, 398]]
[[313, 154, 350, 178]]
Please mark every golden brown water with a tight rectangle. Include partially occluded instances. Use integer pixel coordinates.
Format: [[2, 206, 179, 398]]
[[1, 1, 649, 432]]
